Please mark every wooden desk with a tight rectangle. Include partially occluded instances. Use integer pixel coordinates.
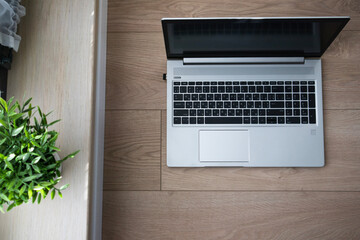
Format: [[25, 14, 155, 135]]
[[103, 0, 360, 239]]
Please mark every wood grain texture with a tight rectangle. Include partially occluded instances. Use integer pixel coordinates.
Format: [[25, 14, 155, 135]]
[[108, 0, 360, 32], [106, 31, 360, 110], [104, 110, 161, 190], [161, 110, 360, 191], [0, 1, 96, 240], [103, 191, 360, 240]]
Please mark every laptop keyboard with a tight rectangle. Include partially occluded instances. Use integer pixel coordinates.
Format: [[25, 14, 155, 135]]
[[173, 80, 316, 125]]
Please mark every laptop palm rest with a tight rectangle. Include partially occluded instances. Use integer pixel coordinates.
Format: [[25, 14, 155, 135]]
[[199, 130, 250, 162]]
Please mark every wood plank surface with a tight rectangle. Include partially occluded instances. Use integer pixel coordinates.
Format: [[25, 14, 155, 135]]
[[0, 1, 96, 240], [104, 110, 161, 190], [106, 31, 360, 110], [108, 0, 360, 32], [161, 110, 360, 191], [103, 191, 360, 240]]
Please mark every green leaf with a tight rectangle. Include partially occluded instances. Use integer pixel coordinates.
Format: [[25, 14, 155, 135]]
[[0, 118, 7, 127], [51, 189, 55, 200], [0, 97, 8, 111], [0, 205, 4, 214], [31, 156, 41, 164], [11, 126, 24, 136], [32, 192, 37, 203], [4, 159, 14, 171], [23, 173, 42, 182], [19, 185, 26, 196], [0, 193, 10, 202], [40, 189, 46, 198], [47, 119, 61, 127], [58, 191, 63, 199], [37, 193, 41, 204], [6, 203, 15, 212], [32, 165, 41, 173], [33, 185, 44, 190], [23, 98, 32, 109], [59, 184, 69, 191], [7, 153, 16, 161], [28, 189, 33, 199]]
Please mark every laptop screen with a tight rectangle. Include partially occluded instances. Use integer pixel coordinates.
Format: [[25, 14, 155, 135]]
[[162, 17, 349, 59]]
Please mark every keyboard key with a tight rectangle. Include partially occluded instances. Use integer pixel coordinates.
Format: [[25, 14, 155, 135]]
[[174, 87, 179, 93], [215, 94, 221, 100], [243, 109, 250, 116], [286, 109, 292, 116], [301, 109, 308, 116], [253, 94, 260, 100], [247, 102, 254, 108], [301, 94, 307, 100], [236, 109, 242, 116], [226, 86, 233, 92], [261, 94, 267, 100], [203, 82, 210, 85], [201, 102, 208, 108], [255, 81, 261, 85], [286, 101, 292, 108], [267, 117, 277, 124], [293, 101, 300, 108], [278, 117, 285, 124], [184, 94, 190, 100], [285, 86, 292, 92], [262, 101, 269, 108], [207, 94, 214, 100], [241, 86, 248, 92], [255, 101, 261, 108], [259, 117, 266, 124], [308, 86, 315, 92], [174, 94, 183, 100], [199, 94, 206, 100], [205, 109, 211, 116], [180, 86, 187, 93], [276, 94, 284, 100], [270, 102, 284, 108], [256, 86, 263, 92], [245, 94, 252, 100], [188, 86, 195, 93], [174, 117, 181, 124], [294, 109, 300, 116], [293, 81, 299, 85], [205, 117, 242, 124], [174, 82, 180, 85], [232, 101, 239, 108], [213, 109, 219, 116], [251, 117, 258, 124], [189, 82, 195, 85], [277, 81, 284, 85], [181, 82, 187, 85], [249, 86, 256, 92], [191, 94, 198, 100], [210, 82, 216, 85], [301, 81, 307, 85], [197, 117, 204, 124], [264, 86, 271, 92], [211, 86, 218, 93], [186, 102, 192, 108], [220, 109, 227, 116], [228, 109, 235, 116], [222, 94, 229, 100], [309, 109, 316, 124], [174, 102, 185, 108], [270, 81, 276, 85], [193, 102, 200, 108], [309, 94, 316, 108], [174, 110, 188, 116], [251, 109, 258, 116], [190, 117, 196, 124], [248, 81, 254, 85], [308, 81, 315, 85], [244, 117, 250, 124], [286, 117, 300, 124], [285, 94, 292, 100], [182, 117, 189, 124], [302, 117, 308, 124], [234, 86, 241, 93], [301, 101, 307, 108], [293, 86, 299, 92], [196, 82, 202, 85], [285, 81, 291, 85], [267, 109, 284, 116], [239, 102, 246, 108], [259, 109, 265, 116], [218, 82, 224, 85], [293, 94, 299, 100], [195, 86, 202, 93], [203, 86, 210, 93], [190, 110, 196, 116], [230, 94, 236, 100], [218, 86, 225, 93], [216, 102, 223, 108], [209, 102, 216, 108], [224, 102, 231, 108], [268, 94, 275, 100], [301, 86, 307, 92], [234, 81, 240, 85]]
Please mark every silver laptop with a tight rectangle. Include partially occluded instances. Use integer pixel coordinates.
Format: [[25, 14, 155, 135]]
[[162, 17, 349, 167]]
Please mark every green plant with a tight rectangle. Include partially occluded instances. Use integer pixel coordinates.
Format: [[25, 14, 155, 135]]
[[0, 97, 79, 213]]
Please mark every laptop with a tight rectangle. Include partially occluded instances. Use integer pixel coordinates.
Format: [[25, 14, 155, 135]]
[[162, 17, 349, 167]]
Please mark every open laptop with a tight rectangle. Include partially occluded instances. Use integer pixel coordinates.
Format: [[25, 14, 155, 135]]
[[162, 17, 349, 167]]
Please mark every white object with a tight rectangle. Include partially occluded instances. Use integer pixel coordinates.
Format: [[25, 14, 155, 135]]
[[0, 0, 25, 51]]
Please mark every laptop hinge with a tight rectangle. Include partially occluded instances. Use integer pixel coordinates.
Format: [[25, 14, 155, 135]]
[[183, 57, 305, 65]]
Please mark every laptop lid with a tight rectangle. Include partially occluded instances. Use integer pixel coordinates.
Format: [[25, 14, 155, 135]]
[[162, 17, 350, 59]]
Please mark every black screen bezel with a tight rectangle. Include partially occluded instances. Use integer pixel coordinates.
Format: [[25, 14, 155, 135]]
[[161, 17, 350, 59]]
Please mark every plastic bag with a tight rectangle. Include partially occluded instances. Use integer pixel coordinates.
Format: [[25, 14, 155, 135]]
[[0, 0, 25, 52]]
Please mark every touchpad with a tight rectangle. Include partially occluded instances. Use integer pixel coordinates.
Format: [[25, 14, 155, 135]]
[[199, 130, 250, 162]]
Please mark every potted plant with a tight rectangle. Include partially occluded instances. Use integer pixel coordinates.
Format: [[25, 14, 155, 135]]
[[0, 96, 79, 213]]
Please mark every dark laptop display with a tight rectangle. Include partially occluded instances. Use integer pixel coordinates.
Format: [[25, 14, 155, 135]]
[[162, 17, 349, 58]]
